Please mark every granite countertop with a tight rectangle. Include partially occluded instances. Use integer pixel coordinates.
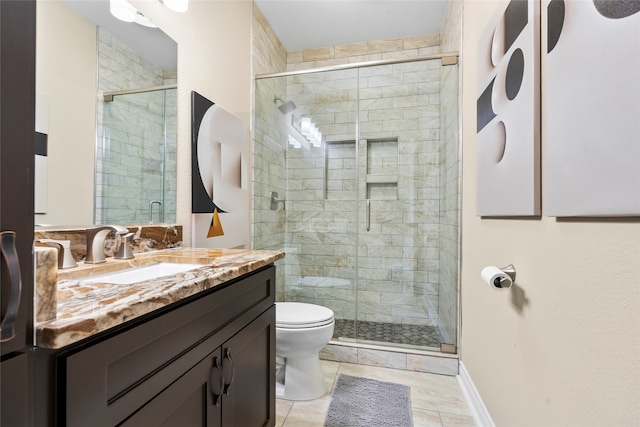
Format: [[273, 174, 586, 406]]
[[35, 248, 284, 349]]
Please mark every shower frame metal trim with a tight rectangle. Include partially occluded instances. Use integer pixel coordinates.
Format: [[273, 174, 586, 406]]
[[255, 51, 460, 79], [103, 84, 178, 102]]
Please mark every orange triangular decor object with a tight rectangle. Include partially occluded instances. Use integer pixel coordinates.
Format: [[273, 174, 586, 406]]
[[207, 208, 224, 238]]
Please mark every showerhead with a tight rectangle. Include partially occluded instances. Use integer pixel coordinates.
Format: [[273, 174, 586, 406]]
[[274, 97, 297, 114]]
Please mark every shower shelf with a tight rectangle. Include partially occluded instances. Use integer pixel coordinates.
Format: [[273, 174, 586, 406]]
[[366, 138, 399, 200], [366, 174, 397, 184]]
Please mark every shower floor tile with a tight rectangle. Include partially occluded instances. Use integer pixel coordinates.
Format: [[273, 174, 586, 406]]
[[333, 319, 442, 348]]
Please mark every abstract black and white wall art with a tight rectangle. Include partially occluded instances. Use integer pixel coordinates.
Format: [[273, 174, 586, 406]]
[[542, 0, 640, 216], [191, 91, 249, 248], [476, 0, 541, 216]]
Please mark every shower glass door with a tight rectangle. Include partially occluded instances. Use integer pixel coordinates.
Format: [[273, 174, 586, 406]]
[[253, 68, 360, 342], [253, 56, 459, 352], [354, 59, 458, 350]]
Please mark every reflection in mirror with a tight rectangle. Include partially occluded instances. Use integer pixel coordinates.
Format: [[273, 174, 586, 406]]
[[34, 0, 177, 226], [96, 28, 177, 224], [98, 85, 177, 224]]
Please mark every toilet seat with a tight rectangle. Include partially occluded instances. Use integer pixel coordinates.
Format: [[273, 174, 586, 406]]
[[276, 302, 334, 329]]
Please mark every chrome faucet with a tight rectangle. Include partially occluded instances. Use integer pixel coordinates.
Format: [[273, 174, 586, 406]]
[[85, 225, 129, 264], [38, 239, 77, 269]]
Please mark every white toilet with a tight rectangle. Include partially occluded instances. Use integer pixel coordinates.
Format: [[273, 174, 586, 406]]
[[275, 302, 335, 400]]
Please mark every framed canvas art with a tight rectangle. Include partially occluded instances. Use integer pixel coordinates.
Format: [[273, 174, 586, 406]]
[[191, 91, 249, 248], [476, 0, 541, 216], [542, 0, 640, 216]]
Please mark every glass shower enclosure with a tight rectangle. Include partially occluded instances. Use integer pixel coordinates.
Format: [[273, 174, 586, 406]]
[[253, 54, 459, 353], [95, 86, 177, 225]]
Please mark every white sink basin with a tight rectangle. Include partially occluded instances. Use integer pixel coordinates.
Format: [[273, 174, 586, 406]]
[[81, 262, 204, 285]]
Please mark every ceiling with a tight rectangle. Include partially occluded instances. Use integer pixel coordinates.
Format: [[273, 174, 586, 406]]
[[255, 0, 449, 52], [59, 0, 449, 69], [60, 0, 178, 69]]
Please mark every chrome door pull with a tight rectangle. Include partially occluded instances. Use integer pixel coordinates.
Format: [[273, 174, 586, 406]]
[[366, 200, 371, 232]]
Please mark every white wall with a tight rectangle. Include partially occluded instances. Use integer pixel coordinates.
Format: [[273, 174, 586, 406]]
[[35, 1, 96, 225], [461, 1, 640, 426], [132, 0, 253, 245]]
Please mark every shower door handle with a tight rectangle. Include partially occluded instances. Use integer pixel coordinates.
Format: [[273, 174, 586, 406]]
[[366, 200, 371, 232]]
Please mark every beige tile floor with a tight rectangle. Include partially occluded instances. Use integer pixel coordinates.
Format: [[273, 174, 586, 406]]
[[276, 360, 476, 427]]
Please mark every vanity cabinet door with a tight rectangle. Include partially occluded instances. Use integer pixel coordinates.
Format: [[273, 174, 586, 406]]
[[122, 306, 275, 427], [221, 305, 275, 427], [119, 349, 222, 427]]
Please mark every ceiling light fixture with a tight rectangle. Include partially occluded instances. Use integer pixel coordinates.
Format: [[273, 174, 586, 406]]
[[110, 0, 137, 22], [135, 12, 158, 28], [110, 0, 188, 26], [162, 0, 189, 13], [110, 0, 157, 27]]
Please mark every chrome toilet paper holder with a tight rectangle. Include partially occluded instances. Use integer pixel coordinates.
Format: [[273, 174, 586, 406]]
[[500, 264, 516, 282]]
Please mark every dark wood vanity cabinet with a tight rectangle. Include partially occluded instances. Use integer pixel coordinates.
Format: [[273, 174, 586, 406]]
[[58, 266, 276, 427], [120, 308, 274, 427]]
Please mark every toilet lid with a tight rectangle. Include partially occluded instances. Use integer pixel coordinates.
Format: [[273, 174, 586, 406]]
[[276, 302, 334, 329]]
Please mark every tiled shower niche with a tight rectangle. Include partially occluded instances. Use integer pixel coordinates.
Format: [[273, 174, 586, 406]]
[[365, 138, 398, 200], [325, 141, 356, 200], [324, 138, 399, 201]]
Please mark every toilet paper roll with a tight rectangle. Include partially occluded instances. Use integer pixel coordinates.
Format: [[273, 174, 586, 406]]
[[481, 266, 512, 289]]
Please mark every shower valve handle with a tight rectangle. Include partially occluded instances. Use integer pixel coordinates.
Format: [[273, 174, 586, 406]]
[[270, 191, 285, 210]]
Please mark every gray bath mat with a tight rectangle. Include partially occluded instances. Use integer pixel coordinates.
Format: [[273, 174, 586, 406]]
[[324, 374, 412, 427]]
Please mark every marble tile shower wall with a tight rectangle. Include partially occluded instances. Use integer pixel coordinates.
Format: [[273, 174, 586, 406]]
[[253, 77, 288, 298], [252, 3, 287, 77], [283, 58, 444, 327], [163, 86, 177, 221], [286, 34, 440, 71], [95, 29, 177, 224], [252, 4, 288, 297]]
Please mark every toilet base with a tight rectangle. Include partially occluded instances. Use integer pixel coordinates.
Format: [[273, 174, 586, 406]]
[[276, 353, 326, 401], [275, 302, 334, 401]]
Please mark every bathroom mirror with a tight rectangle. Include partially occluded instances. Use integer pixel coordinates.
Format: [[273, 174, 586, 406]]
[[35, 0, 178, 226]]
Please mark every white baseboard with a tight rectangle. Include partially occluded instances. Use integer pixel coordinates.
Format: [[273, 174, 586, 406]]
[[457, 362, 496, 427]]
